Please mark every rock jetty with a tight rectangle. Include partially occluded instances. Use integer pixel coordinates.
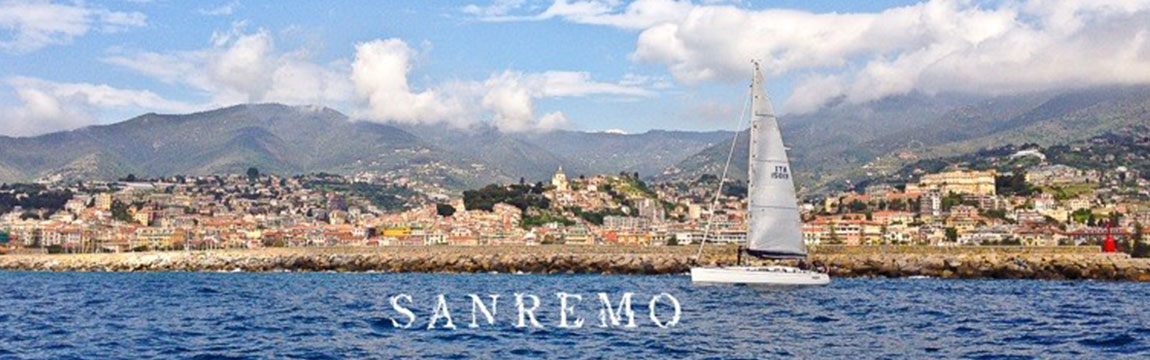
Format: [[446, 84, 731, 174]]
[[1, 245, 1147, 281]]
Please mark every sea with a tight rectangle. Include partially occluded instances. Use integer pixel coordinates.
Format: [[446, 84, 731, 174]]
[[0, 272, 1146, 359]]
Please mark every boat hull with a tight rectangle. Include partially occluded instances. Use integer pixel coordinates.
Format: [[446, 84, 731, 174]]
[[690, 266, 830, 286]]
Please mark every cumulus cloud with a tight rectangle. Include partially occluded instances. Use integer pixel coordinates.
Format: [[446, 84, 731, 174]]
[[481, 71, 537, 131], [350, 38, 652, 131], [350, 39, 470, 126], [0, 77, 196, 137], [98, 27, 651, 132], [478, 70, 653, 131], [491, 1, 1150, 113], [0, 0, 146, 52], [104, 25, 352, 108], [621, 0, 1150, 112]]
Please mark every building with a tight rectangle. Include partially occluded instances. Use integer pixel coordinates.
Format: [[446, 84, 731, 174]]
[[872, 211, 915, 226], [920, 192, 942, 218], [563, 226, 595, 245], [551, 166, 570, 192], [634, 198, 665, 221], [1025, 164, 1090, 186], [686, 203, 703, 220], [865, 184, 895, 196], [912, 169, 996, 196], [95, 192, 113, 210], [604, 216, 648, 230]]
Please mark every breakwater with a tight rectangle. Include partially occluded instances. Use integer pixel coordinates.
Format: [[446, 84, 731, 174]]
[[1, 245, 1147, 281]]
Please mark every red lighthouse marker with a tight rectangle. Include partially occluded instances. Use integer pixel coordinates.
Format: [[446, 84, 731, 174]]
[[1102, 221, 1117, 253]]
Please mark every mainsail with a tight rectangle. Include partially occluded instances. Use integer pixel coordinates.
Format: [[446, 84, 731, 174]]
[[746, 61, 806, 258]]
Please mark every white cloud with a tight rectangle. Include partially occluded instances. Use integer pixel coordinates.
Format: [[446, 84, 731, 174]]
[[479, 70, 652, 131], [101, 27, 651, 132], [350, 39, 469, 126], [104, 26, 352, 108], [465, 0, 693, 30], [461, 0, 527, 17], [0, 77, 196, 137], [537, 111, 570, 130], [785, 74, 844, 114], [199, 1, 240, 16], [0, 0, 146, 52], [0, 87, 96, 137], [526, 71, 653, 97], [7, 77, 196, 113], [620, 0, 1150, 113], [349, 38, 651, 131], [481, 71, 537, 131], [489, 1, 1150, 113]]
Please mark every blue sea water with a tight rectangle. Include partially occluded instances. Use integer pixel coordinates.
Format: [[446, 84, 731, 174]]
[[0, 272, 1146, 359]]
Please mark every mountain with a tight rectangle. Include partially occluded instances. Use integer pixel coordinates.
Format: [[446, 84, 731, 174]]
[[0, 104, 731, 190], [397, 124, 732, 182], [878, 125, 1150, 186], [662, 86, 1150, 194], [516, 129, 731, 179], [0, 104, 500, 187], [4, 85, 1144, 193]]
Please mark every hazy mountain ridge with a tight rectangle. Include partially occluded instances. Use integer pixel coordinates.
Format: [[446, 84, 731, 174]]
[[661, 86, 1150, 194], [3, 86, 1145, 192], [0, 104, 433, 182], [518, 129, 732, 179], [396, 124, 733, 183], [0, 104, 732, 189]]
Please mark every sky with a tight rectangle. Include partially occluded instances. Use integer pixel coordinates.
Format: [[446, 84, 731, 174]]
[[1, 0, 1148, 137]]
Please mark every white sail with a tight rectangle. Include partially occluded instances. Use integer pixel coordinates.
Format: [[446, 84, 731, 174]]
[[746, 61, 806, 258]]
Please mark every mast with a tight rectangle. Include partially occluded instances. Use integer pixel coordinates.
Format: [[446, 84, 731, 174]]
[[746, 60, 807, 259]]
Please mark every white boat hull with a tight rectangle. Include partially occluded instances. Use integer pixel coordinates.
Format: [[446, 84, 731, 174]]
[[690, 266, 830, 286]]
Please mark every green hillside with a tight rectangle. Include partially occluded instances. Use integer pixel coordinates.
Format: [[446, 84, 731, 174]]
[[662, 86, 1150, 195]]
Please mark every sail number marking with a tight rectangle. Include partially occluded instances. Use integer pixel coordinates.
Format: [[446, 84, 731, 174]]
[[771, 166, 790, 180]]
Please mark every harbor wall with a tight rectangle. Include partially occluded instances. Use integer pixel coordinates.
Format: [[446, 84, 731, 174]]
[[0, 245, 1147, 281]]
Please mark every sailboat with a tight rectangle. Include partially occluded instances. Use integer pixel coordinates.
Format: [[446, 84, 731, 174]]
[[690, 61, 831, 286]]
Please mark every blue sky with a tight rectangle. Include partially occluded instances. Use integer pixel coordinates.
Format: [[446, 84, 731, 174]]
[[2, 0, 1148, 136]]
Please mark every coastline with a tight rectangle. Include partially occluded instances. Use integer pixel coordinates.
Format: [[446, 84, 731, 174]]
[[1, 245, 1148, 281]]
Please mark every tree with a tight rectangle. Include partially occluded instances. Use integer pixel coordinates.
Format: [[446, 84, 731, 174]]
[[995, 173, 1032, 196], [1131, 223, 1148, 258], [827, 225, 842, 245], [247, 167, 260, 181], [436, 203, 456, 217], [945, 227, 958, 243], [111, 200, 133, 223], [123, 174, 137, 182], [941, 192, 962, 211], [1071, 209, 1093, 224]]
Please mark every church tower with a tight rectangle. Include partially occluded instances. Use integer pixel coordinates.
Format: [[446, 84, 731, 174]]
[[551, 166, 570, 191]]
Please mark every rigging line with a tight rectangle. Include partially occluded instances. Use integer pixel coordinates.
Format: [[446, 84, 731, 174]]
[[694, 85, 752, 260]]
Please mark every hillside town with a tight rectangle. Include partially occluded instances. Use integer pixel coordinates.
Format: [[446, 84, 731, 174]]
[[1, 157, 1147, 255]]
